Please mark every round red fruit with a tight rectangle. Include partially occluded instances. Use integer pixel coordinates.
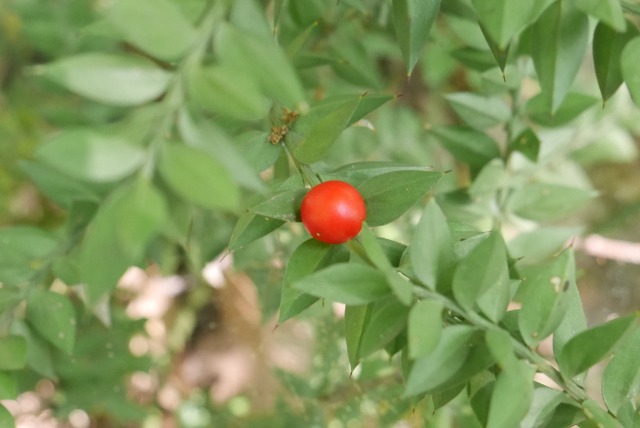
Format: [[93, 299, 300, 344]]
[[300, 180, 366, 244]]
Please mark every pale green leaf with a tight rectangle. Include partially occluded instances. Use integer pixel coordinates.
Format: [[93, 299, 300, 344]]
[[408, 299, 443, 359], [574, 0, 626, 32], [472, 0, 535, 49], [445, 92, 511, 129], [602, 328, 640, 415], [0, 336, 27, 370], [393, 0, 441, 74], [621, 37, 640, 108]]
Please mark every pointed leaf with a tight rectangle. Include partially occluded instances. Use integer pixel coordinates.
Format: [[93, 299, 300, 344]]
[[525, 92, 598, 127], [558, 314, 638, 378], [36, 129, 145, 183], [345, 304, 372, 368], [358, 170, 443, 226], [602, 327, 640, 415], [102, 0, 196, 60], [472, 0, 537, 49], [531, 2, 590, 113], [593, 22, 638, 103], [279, 239, 349, 322], [582, 399, 623, 428], [229, 212, 285, 251], [293, 96, 360, 164], [509, 128, 540, 162], [0, 404, 13, 428], [27, 290, 76, 355], [293, 263, 390, 305], [0, 227, 58, 287], [158, 144, 240, 211], [392, 0, 441, 74], [409, 200, 453, 289], [574, 0, 626, 32], [621, 37, 640, 108], [41, 53, 171, 106], [358, 299, 408, 358], [408, 299, 443, 359], [248, 188, 306, 221], [431, 126, 501, 171]]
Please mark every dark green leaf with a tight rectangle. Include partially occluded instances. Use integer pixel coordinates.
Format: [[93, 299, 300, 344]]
[[486, 359, 536, 428], [0, 227, 58, 287], [621, 37, 640, 108], [525, 92, 599, 127], [36, 129, 145, 183], [358, 299, 408, 358], [593, 22, 638, 103], [249, 188, 306, 221], [445, 92, 511, 129], [345, 304, 371, 369], [0, 336, 27, 370], [293, 96, 360, 164], [517, 249, 575, 348], [216, 23, 305, 108], [392, 0, 441, 74], [558, 314, 638, 378], [40, 53, 171, 106], [431, 126, 501, 171], [602, 327, 640, 415], [187, 65, 269, 121], [452, 230, 510, 322], [574, 0, 626, 32], [279, 239, 348, 322], [408, 299, 443, 359], [27, 290, 76, 355], [509, 128, 540, 162], [409, 200, 453, 290], [404, 325, 476, 396], [508, 183, 597, 221], [10, 321, 56, 379], [158, 144, 240, 211], [293, 263, 390, 305], [102, 0, 196, 60], [359, 170, 443, 226], [530, 2, 590, 113]]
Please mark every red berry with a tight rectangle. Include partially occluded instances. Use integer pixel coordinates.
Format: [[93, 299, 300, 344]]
[[300, 180, 366, 244]]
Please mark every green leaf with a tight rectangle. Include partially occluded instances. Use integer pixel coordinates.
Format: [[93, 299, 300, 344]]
[[521, 387, 580, 428], [486, 359, 536, 428], [479, 24, 511, 73], [384, 271, 413, 306], [358, 299, 408, 359], [10, 321, 56, 379], [27, 290, 76, 355], [0, 336, 27, 370], [581, 399, 623, 428], [20, 161, 100, 208], [471, 0, 536, 49], [409, 200, 454, 290], [526, 92, 599, 127], [621, 37, 640, 108], [452, 230, 510, 322], [517, 249, 575, 348], [187, 65, 270, 121], [574, 0, 626, 32], [228, 212, 285, 251], [293, 263, 390, 305], [508, 183, 597, 221], [430, 126, 501, 171], [404, 325, 476, 396], [325, 161, 431, 186], [40, 53, 171, 106], [345, 304, 371, 369], [358, 170, 443, 226], [249, 188, 306, 221], [0, 403, 14, 428], [509, 128, 540, 162], [602, 327, 640, 415], [392, 0, 441, 74], [468, 159, 505, 198], [293, 96, 360, 164], [558, 314, 638, 378], [530, 2, 589, 113], [279, 240, 348, 322], [158, 144, 239, 212], [177, 111, 266, 193], [215, 23, 305, 108], [593, 22, 638, 104], [0, 372, 17, 400], [235, 131, 282, 173], [551, 265, 587, 358], [36, 129, 145, 183], [445, 92, 511, 129], [408, 299, 443, 359], [508, 226, 583, 263], [0, 227, 58, 287], [101, 0, 196, 60]]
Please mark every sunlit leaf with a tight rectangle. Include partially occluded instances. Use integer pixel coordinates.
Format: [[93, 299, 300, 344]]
[[392, 0, 441, 74]]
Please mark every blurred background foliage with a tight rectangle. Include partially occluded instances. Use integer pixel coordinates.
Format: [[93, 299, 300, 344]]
[[1, 0, 640, 427]]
